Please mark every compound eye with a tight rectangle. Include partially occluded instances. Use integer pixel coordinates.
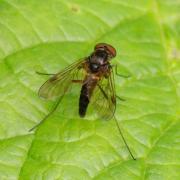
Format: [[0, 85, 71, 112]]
[[94, 43, 116, 58]]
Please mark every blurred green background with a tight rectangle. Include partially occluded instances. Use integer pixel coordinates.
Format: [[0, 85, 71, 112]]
[[0, 0, 179, 179]]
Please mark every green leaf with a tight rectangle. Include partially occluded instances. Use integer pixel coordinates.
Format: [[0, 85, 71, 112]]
[[0, 0, 179, 179]]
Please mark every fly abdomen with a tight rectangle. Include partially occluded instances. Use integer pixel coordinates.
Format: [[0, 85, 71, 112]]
[[79, 84, 89, 117]]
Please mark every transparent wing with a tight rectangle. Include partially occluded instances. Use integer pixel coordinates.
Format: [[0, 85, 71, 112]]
[[90, 68, 116, 120], [38, 60, 85, 100]]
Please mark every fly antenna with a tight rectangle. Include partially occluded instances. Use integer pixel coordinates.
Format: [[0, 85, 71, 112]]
[[114, 116, 136, 160]]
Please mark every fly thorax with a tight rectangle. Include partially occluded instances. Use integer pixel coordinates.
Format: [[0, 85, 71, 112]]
[[89, 49, 109, 72], [89, 63, 100, 73]]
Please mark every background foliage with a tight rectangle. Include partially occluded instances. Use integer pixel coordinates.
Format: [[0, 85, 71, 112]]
[[0, 0, 180, 179]]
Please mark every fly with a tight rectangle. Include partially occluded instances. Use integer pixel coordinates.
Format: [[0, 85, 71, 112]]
[[29, 43, 136, 160]]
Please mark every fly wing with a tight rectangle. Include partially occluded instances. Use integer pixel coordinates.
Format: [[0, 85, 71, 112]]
[[38, 60, 85, 100], [90, 68, 116, 120]]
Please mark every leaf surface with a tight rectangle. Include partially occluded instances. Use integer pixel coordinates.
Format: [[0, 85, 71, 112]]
[[0, 0, 179, 179]]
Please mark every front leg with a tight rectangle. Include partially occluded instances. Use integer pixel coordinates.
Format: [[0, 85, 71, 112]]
[[36, 71, 55, 76], [112, 64, 131, 78]]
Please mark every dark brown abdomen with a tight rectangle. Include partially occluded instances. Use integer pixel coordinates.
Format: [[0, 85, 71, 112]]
[[79, 77, 97, 117]]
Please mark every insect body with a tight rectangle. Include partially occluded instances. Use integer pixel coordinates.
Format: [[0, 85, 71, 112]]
[[79, 44, 116, 117], [34, 43, 117, 124], [29, 43, 136, 160]]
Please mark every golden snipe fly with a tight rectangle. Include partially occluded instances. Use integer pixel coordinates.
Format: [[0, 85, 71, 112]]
[[30, 43, 135, 160]]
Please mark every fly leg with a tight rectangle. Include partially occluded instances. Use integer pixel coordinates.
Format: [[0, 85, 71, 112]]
[[36, 72, 83, 82], [97, 84, 135, 160], [36, 73, 83, 84], [113, 64, 131, 78], [29, 80, 82, 132], [97, 84, 108, 100], [114, 116, 136, 160], [29, 95, 63, 132], [28, 71, 57, 131], [116, 95, 125, 101], [112, 65, 131, 101], [72, 80, 83, 83], [36, 71, 55, 76], [98, 84, 125, 102]]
